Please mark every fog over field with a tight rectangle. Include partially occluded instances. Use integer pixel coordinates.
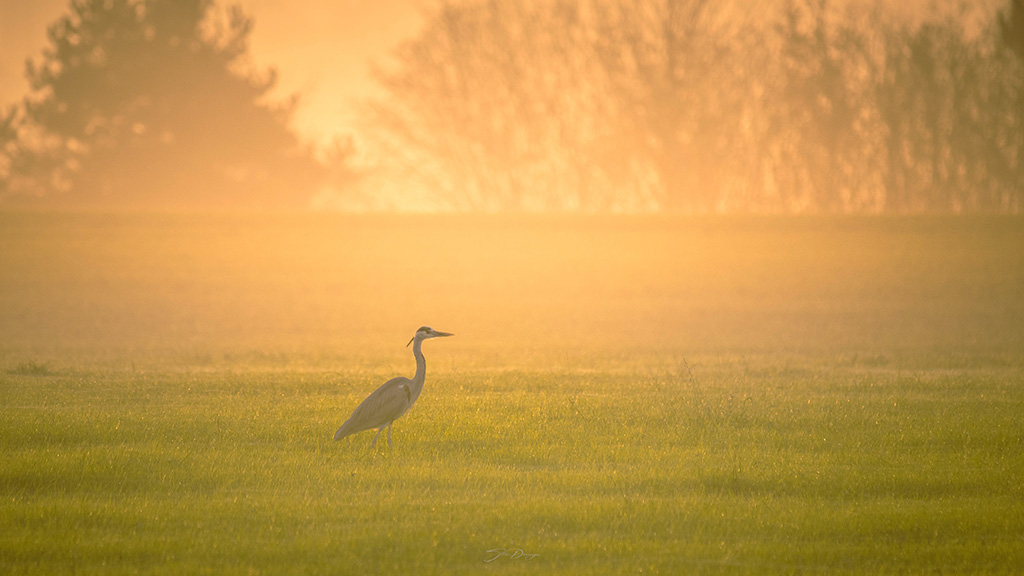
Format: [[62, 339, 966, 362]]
[[2, 214, 1022, 574]]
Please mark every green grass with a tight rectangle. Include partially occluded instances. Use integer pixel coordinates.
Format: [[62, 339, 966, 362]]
[[3, 363, 1021, 574], [1, 213, 1023, 574]]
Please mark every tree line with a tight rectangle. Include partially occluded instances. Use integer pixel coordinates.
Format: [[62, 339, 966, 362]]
[[2, 0, 1023, 212], [368, 0, 1024, 213]]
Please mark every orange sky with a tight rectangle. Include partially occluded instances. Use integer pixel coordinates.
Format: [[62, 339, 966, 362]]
[[0, 0, 428, 147]]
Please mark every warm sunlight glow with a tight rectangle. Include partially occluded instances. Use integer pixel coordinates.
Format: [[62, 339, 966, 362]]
[[233, 0, 428, 146], [2, 0, 1018, 212], [1, 4, 1023, 572]]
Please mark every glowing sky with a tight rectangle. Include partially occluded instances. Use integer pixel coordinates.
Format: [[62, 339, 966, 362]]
[[0, 0, 428, 147]]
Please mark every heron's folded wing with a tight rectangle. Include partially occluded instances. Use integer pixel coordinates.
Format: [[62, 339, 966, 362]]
[[334, 378, 412, 440]]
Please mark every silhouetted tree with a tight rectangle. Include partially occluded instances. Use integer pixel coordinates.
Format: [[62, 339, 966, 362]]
[[370, 0, 758, 212], [369, 0, 635, 211], [874, 10, 1022, 212], [367, 0, 1021, 213], [1001, 0, 1024, 60], [1, 0, 323, 208], [998, 0, 1024, 211], [769, 0, 878, 211]]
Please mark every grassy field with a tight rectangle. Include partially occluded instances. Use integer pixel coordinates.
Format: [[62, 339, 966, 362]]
[[1, 213, 1022, 574]]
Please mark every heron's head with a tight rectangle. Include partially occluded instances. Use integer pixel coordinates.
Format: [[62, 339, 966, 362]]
[[407, 326, 454, 347]]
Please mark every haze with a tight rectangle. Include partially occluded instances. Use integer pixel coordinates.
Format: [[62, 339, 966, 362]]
[[0, 0, 1018, 212], [0, 0, 427, 146], [2, 0, 998, 149]]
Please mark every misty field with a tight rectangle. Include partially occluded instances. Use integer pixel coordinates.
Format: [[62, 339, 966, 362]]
[[1, 213, 1022, 574]]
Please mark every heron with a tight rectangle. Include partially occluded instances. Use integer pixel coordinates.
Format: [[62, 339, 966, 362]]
[[333, 326, 453, 447]]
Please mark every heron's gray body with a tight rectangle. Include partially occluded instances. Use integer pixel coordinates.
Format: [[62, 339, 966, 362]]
[[334, 327, 451, 447]]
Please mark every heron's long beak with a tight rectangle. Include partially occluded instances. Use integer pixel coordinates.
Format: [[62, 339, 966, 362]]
[[407, 331, 454, 347]]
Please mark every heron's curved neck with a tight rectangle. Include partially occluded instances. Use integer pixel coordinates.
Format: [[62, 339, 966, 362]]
[[410, 337, 427, 400]]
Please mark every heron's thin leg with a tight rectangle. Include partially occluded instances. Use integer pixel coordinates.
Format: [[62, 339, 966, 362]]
[[386, 423, 393, 448], [371, 428, 382, 448]]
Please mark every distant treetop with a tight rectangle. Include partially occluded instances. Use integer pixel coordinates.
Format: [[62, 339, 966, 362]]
[[1, 0, 326, 209]]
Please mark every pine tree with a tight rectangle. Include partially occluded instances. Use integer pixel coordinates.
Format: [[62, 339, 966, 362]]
[[3, 0, 322, 208]]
